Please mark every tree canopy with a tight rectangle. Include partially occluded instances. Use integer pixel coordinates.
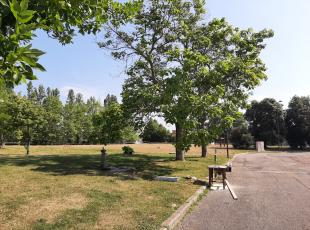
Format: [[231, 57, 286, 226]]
[[0, 83, 139, 154], [0, 0, 139, 86], [245, 98, 285, 146], [141, 119, 171, 143], [285, 96, 310, 149], [100, 0, 273, 160], [230, 118, 254, 149]]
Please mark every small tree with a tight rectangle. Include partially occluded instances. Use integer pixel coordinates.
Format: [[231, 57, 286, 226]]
[[8, 95, 45, 155], [141, 119, 170, 143], [93, 102, 129, 145], [121, 126, 139, 143]]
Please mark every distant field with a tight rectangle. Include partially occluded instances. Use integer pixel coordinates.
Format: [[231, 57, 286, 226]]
[[0, 143, 250, 156], [0, 144, 251, 229]]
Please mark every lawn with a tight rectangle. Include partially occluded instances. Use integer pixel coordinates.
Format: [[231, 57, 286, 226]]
[[0, 144, 250, 230]]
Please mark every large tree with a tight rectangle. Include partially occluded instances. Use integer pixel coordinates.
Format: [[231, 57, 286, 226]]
[[245, 98, 286, 147], [100, 0, 207, 160], [0, 0, 139, 86], [100, 0, 273, 160], [285, 96, 310, 149], [168, 19, 273, 157]]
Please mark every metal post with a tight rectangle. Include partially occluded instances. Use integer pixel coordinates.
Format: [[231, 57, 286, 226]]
[[214, 149, 217, 164], [226, 132, 229, 158]]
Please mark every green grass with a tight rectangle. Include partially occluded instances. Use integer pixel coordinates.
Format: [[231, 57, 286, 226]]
[[0, 145, 245, 230]]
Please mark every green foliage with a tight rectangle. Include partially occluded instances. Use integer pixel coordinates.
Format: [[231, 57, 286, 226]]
[[63, 90, 94, 144], [0, 0, 140, 86], [0, 80, 13, 147], [7, 94, 45, 154], [2, 84, 138, 146], [0, 0, 45, 86], [101, 0, 273, 160], [39, 90, 63, 144], [121, 126, 139, 143], [93, 100, 138, 145], [230, 119, 254, 149], [245, 98, 285, 146], [93, 102, 125, 145], [122, 145, 134, 155], [141, 119, 171, 143], [104, 94, 118, 107], [285, 96, 310, 149]]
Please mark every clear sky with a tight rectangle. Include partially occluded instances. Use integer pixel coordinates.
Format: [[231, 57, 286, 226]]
[[16, 0, 310, 108]]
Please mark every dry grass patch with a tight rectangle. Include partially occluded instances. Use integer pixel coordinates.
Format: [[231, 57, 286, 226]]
[[2, 193, 88, 230], [0, 144, 250, 229], [0, 143, 252, 156]]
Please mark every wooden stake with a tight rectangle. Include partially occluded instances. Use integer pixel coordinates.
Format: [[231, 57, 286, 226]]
[[225, 179, 238, 200]]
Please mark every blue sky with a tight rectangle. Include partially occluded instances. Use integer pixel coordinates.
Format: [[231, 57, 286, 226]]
[[16, 0, 310, 108]]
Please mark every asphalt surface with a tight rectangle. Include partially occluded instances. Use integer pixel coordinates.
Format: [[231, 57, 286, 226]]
[[177, 152, 310, 230]]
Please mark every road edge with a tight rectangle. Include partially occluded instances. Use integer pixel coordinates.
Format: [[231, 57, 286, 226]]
[[159, 186, 206, 230], [160, 152, 248, 230]]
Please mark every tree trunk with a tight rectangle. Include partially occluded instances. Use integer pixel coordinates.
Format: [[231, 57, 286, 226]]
[[201, 144, 207, 157], [26, 125, 30, 155], [0, 133, 5, 149], [26, 139, 30, 155], [175, 123, 185, 161]]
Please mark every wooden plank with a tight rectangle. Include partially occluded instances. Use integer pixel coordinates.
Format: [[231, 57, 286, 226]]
[[225, 179, 238, 200]]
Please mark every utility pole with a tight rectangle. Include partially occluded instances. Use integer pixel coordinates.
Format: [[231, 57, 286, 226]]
[[277, 100, 283, 151]]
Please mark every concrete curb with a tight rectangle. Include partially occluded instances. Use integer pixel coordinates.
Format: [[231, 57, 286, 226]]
[[160, 154, 244, 230], [160, 186, 206, 230]]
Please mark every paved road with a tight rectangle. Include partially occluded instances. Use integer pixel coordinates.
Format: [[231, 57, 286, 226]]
[[177, 152, 310, 230]]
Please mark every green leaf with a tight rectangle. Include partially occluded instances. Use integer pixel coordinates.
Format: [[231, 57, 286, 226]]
[[20, 0, 28, 11], [9, 0, 20, 20], [34, 63, 46, 72], [0, 0, 9, 7], [28, 48, 45, 57], [17, 10, 36, 23]]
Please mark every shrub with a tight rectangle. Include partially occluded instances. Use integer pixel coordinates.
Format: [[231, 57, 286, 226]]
[[122, 146, 134, 155]]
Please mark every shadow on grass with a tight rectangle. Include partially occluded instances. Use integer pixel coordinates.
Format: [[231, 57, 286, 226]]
[[0, 153, 182, 180]]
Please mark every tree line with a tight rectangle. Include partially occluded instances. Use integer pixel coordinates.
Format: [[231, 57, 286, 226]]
[[230, 97, 310, 150], [0, 82, 175, 152], [0, 82, 136, 151]]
